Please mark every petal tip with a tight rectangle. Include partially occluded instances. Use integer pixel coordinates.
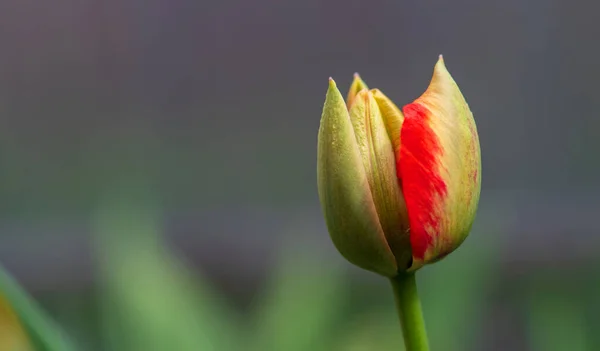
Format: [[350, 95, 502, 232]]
[[347, 74, 369, 108], [434, 55, 448, 72], [350, 74, 368, 92]]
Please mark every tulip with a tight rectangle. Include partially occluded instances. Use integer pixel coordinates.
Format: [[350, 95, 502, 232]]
[[317, 55, 480, 276], [317, 56, 480, 350]]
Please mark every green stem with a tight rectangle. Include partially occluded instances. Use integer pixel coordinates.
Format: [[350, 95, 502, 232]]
[[390, 273, 429, 351]]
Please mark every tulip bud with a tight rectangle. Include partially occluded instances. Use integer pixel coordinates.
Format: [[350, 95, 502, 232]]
[[317, 56, 480, 276]]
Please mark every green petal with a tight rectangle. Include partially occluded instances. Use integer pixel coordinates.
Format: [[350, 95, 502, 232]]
[[348, 89, 411, 270], [317, 78, 397, 276]]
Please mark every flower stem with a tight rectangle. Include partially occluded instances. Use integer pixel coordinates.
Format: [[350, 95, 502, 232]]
[[390, 272, 430, 351]]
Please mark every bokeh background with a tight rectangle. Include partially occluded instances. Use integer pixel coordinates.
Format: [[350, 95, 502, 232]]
[[0, 0, 599, 350]]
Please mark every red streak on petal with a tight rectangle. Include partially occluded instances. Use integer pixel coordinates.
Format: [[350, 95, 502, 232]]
[[465, 167, 477, 205], [466, 122, 479, 205], [398, 103, 447, 259]]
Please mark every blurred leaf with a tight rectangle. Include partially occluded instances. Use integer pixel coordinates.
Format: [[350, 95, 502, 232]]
[[0, 282, 32, 351], [251, 245, 345, 351], [527, 284, 590, 351], [418, 237, 497, 351], [0, 266, 74, 351], [93, 189, 240, 351], [331, 309, 404, 351]]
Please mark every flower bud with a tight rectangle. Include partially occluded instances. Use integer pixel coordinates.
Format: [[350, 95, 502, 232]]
[[317, 56, 481, 276]]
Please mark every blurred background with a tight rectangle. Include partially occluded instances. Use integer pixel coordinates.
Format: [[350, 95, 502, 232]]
[[0, 0, 599, 350]]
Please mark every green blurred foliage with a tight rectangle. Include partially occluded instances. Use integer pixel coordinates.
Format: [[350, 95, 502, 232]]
[[527, 290, 589, 351], [93, 199, 241, 351], [0, 267, 73, 351], [250, 247, 345, 351], [418, 242, 497, 351], [0, 198, 596, 351]]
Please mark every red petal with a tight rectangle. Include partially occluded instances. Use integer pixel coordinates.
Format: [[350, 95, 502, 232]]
[[398, 103, 447, 259]]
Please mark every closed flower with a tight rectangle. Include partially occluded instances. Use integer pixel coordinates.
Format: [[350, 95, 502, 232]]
[[317, 56, 481, 276]]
